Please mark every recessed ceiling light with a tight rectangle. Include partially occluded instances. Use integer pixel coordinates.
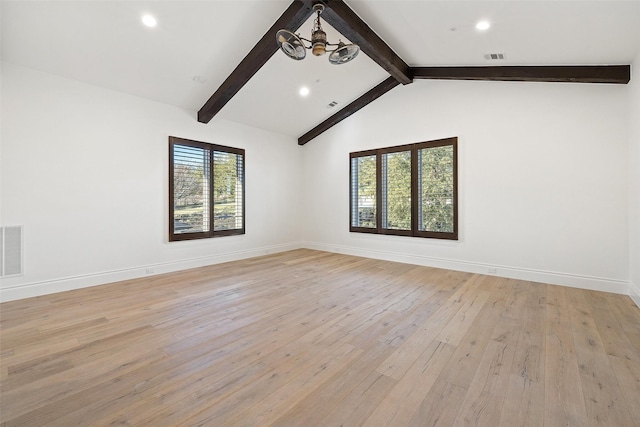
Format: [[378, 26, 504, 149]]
[[299, 87, 310, 97], [142, 14, 157, 28], [476, 21, 490, 31]]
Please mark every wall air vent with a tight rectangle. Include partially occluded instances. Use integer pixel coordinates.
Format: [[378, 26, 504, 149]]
[[1, 226, 24, 277], [484, 53, 505, 60]]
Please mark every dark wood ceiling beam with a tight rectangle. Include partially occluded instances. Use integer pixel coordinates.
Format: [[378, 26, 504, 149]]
[[412, 65, 630, 84], [319, 0, 413, 85], [298, 76, 400, 145], [198, 1, 314, 123], [198, 0, 631, 144], [298, 64, 631, 144]]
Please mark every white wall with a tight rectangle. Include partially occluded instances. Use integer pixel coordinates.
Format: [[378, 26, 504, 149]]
[[0, 62, 303, 301], [1, 60, 636, 302], [630, 54, 640, 306], [302, 78, 630, 294]]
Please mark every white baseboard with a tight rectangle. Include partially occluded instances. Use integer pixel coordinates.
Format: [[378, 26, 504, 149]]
[[303, 242, 630, 295], [0, 242, 303, 302], [630, 281, 640, 308], [1, 241, 632, 302]]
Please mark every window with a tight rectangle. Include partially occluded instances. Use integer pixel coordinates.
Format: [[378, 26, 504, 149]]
[[169, 136, 245, 241], [350, 137, 457, 240]]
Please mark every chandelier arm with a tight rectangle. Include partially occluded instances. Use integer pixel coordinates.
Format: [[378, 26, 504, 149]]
[[296, 38, 313, 50]]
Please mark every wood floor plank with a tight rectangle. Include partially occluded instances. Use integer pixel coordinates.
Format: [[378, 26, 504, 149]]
[[434, 277, 490, 346], [225, 341, 363, 426], [165, 338, 357, 426], [498, 279, 546, 426], [452, 339, 516, 426], [439, 279, 513, 390], [376, 273, 484, 380], [314, 371, 397, 427], [363, 339, 456, 426], [566, 288, 637, 426], [1, 249, 639, 426], [270, 340, 395, 427], [407, 379, 468, 427], [608, 354, 640, 422], [543, 284, 590, 426], [588, 291, 640, 361]]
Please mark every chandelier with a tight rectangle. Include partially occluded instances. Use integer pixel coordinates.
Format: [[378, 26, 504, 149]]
[[276, 4, 360, 65]]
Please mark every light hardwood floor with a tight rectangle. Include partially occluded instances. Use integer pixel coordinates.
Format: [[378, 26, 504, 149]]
[[1, 249, 639, 426]]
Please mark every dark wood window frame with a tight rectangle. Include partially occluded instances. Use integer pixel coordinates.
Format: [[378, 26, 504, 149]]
[[350, 137, 458, 240], [169, 136, 245, 241]]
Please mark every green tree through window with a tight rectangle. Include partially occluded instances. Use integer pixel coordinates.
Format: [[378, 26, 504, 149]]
[[351, 154, 377, 228], [169, 136, 245, 241], [382, 150, 412, 230], [350, 137, 458, 240], [419, 145, 455, 233]]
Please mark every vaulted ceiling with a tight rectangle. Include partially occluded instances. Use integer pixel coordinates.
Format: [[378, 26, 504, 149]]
[[2, 1, 639, 143]]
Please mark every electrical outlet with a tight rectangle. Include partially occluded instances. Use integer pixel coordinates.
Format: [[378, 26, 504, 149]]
[[488, 267, 497, 274], [145, 268, 155, 275]]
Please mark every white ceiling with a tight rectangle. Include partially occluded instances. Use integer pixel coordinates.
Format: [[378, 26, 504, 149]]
[[2, 1, 640, 138]]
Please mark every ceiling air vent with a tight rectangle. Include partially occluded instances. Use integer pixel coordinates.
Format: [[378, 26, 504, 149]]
[[484, 53, 505, 60]]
